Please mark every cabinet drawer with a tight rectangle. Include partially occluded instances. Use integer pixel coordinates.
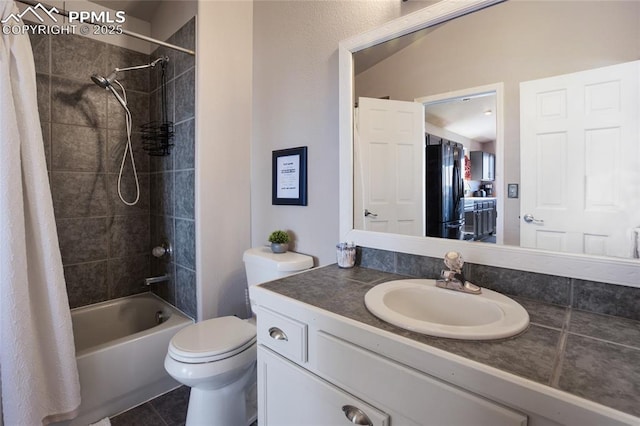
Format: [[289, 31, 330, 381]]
[[259, 347, 389, 426], [257, 307, 307, 363], [315, 332, 527, 426]]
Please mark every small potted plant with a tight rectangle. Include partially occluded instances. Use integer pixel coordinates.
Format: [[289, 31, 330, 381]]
[[268, 230, 290, 253]]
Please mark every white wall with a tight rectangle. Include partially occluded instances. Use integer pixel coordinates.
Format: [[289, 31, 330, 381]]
[[193, 0, 424, 319], [196, 0, 252, 320], [251, 0, 422, 265]]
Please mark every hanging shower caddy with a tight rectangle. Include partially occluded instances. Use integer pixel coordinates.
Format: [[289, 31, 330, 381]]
[[141, 58, 174, 156]]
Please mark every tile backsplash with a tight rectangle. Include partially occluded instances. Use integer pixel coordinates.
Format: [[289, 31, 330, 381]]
[[359, 247, 640, 321]]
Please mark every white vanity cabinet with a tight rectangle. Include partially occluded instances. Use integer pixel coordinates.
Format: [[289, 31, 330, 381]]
[[258, 347, 390, 426], [256, 306, 528, 426], [253, 270, 640, 426]]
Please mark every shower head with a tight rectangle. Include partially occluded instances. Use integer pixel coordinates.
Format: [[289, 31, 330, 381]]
[[90, 71, 118, 89]]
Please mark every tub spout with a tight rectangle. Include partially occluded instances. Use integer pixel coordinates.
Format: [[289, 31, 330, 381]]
[[145, 274, 169, 285]]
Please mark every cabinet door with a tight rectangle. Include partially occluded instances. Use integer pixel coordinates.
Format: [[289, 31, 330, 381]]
[[487, 153, 495, 180], [463, 210, 475, 235], [258, 346, 390, 426], [470, 151, 483, 180], [488, 200, 497, 234], [474, 202, 484, 238], [470, 151, 495, 181], [315, 332, 528, 426], [482, 152, 491, 180]]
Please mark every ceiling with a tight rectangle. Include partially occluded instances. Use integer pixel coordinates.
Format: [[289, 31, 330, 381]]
[[353, 27, 434, 75], [424, 93, 497, 143], [353, 19, 496, 143], [91, 0, 163, 21]]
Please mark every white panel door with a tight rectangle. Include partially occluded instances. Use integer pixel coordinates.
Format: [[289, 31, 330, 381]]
[[354, 97, 425, 236], [520, 60, 640, 257]]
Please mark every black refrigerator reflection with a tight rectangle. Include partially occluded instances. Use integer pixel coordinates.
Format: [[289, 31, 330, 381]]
[[425, 134, 465, 239]]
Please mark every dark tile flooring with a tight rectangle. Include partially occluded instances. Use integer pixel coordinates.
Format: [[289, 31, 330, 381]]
[[111, 386, 189, 426], [110, 386, 258, 426]]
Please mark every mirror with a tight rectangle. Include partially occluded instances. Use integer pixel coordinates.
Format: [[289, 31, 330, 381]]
[[351, 0, 640, 257], [339, 0, 640, 286]]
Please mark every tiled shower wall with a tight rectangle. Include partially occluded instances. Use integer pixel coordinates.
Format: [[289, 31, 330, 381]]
[[31, 31, 152, 308], [29, 18, 196, 319], [148, 18, 197, 319]]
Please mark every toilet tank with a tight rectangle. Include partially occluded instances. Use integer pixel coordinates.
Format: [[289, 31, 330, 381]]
[[243, 247, 313, 286]]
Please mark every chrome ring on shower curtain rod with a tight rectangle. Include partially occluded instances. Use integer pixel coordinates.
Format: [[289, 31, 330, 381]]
[[14, 0, 196, 56]]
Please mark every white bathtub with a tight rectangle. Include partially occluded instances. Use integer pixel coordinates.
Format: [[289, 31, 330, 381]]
[[56, 292, 193, 425]]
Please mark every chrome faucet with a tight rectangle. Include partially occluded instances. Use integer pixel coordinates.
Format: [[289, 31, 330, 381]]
[[144, 274, 169, 286], [436, 251, 482, 295]]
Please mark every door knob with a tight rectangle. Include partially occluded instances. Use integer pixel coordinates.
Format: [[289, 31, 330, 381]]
[[364, 209, 378, 218], [523, 214, 544, 224]]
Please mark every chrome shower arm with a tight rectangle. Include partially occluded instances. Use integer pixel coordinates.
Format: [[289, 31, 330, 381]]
[[114, 56, 168, 74], [149, 56, 168, 67]]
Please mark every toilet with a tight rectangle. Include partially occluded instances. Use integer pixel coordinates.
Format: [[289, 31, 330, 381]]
[[164, 247, 313, 426]]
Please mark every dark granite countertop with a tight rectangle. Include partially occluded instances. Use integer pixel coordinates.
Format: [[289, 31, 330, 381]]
[[260, 265, 640, 419]]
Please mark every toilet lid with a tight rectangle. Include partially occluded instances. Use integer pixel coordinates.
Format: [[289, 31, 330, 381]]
[[169, 316, 256, 363]]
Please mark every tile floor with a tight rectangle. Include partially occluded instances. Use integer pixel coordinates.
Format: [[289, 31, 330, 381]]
[[110, 386, 189, 426], [110, 386, 258, 426]]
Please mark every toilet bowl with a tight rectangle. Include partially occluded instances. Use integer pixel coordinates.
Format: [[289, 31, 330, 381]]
[[165, 247, 313, 426], [164, 317, 257, 425]]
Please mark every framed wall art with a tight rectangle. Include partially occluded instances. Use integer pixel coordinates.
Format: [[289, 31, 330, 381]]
[[272, 146, 308, 206]]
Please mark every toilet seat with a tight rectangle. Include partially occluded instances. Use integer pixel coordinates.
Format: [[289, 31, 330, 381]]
[[168, 316, 256, 364]]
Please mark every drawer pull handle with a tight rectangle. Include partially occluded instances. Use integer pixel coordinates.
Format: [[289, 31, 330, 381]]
[[342, 405, 372, 425], [268, 327, 288, 341]]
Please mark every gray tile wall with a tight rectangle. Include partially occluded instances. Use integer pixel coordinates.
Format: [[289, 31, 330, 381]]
[[148, 18, 197, 319], [31, 20, 196, 317], [30, 31, 153, 309], [359, 247, 640, 321]]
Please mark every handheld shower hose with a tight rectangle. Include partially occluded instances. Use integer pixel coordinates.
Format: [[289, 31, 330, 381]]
[[112, 81, 140, 206], [90, 57, 168, 206]]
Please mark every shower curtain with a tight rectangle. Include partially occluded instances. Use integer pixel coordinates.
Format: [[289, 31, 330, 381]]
[[0, 1, 81, 424]]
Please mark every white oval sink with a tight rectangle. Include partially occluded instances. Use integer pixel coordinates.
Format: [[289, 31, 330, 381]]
[[364, 279, 529, 340]]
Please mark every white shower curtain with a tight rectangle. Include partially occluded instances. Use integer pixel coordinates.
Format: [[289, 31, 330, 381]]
[[0, 1, 81, 424]]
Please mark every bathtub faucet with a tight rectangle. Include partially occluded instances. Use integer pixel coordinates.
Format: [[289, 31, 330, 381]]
[[144, 274, 169, 285]]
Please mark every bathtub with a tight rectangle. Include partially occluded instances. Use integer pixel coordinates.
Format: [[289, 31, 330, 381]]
[[56, 292, 192, 425]]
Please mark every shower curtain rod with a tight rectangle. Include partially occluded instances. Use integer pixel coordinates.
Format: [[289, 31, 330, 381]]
[[16, 0, 196, 56]]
